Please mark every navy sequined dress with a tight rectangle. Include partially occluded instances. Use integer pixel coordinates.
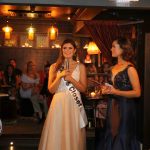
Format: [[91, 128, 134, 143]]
[[99, 65, 140, 150]]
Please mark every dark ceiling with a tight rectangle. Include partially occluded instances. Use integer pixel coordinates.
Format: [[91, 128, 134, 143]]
[[0, 5, 103, 36], [0, 5, 103, 21], [0, 5, 78, 20], [0, 0, 150, 8], [0, 4, 150, 35]]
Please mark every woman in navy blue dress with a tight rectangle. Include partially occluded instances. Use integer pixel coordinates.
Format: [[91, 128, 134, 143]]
[[100, 37, 141, 150]]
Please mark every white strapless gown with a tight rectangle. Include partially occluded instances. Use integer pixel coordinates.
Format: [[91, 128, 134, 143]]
[[38, 64, 87, 150]]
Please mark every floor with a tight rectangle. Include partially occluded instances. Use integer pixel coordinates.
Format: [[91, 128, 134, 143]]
[[1, 117, 43, 135], [0, 116, 95, 150]]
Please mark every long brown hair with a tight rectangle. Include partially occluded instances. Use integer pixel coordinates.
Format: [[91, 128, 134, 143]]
[[115, 37, 135, 64], [55, 39, 77, 72]]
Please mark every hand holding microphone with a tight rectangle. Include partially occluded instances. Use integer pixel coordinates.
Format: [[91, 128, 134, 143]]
[[57, 59, 70, 79], [65, 58, 69, 71], [64, 59, 72, 84]]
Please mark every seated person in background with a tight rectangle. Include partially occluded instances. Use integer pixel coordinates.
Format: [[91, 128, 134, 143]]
[[102, 62, 111, 74], [86, 63, 99, 95], [86, 63, 98, 76], [101, 62, 111, 83], [9, 58, 22, 76], [20, 61, 47, 122], [3, 64, 16, 87], [86, 63, 98, 85], [2, 64, 18, 100], [9, 58, 22, 89], [40, 64, 53, 108]]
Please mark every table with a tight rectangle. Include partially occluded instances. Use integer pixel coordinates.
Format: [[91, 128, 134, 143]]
[[0, 93, 17, 123], [85, 96, 105, 128], [0, 93, 9, 97]]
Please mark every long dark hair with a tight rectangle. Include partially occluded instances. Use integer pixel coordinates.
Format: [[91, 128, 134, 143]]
[[5, 64, 15, 75], [4, 64, 16, 86], [115, 37, 135, 65], [55, 39, 77, 72]]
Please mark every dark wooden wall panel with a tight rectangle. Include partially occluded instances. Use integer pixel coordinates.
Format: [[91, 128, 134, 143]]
[[0, 48, 59, 71], [143, 33, 150, 149]]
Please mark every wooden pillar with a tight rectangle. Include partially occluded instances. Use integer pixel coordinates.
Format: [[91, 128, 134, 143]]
[[143, 22, 150, 149]]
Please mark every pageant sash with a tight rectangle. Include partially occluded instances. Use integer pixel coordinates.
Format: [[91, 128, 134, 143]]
[[64, 79, 88, 128]]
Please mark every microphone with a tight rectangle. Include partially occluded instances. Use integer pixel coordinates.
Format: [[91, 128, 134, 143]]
[[65, 59, 69, 71], [64, 59, 70, 85]]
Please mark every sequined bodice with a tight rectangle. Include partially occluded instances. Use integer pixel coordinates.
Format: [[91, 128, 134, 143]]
[[112, 65, 133, 91]]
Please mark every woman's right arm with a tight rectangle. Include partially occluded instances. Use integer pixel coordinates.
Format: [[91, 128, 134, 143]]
[[48, 64, 66, 94]]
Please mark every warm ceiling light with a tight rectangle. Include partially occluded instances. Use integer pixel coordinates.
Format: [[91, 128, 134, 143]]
[[67, 17, 71, 20], [2, 25, 13, 39], [48, 25, 58, 41], [27, 26, 35, 40], [87, 41, 100, 55], [44, 13, 51, 18], [9, 12, 16, 17], [27, 13, 38, 18]]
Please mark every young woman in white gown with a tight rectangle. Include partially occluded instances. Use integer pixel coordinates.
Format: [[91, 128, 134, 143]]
[[38, 39, 88, 150]]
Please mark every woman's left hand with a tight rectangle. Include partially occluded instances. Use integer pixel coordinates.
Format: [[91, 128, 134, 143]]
[[102, 85, 117, 95], [102, 85, 111, 95], [109, 86, 117, 95]]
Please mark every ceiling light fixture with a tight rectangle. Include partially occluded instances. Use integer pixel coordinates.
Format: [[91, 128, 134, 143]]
[[27, 25, 36, 40], [48, 25, 58, 41], [2, 21, 13, 40], [26, 13, 38, 18], [67, 17, 71, 20]]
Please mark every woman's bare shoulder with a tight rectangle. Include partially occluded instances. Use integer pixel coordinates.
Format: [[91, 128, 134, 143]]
[[78, 62, 86, 69], [78, 63, 87, 73], [110, 65, 115, 70], [50, 63, 56, 69]]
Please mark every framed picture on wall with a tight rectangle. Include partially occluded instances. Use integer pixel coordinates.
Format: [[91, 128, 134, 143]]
[[36, 34, 49, 48]]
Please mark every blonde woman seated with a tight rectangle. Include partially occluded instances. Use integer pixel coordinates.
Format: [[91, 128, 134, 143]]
[[20, 61, 48, 122]]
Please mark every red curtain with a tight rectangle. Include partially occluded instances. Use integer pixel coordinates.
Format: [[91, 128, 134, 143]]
[[84, 21, 132, 63]]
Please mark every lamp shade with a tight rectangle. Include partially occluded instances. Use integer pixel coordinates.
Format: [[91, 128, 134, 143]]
[[2, 25, 13, 39], [48, 25, 58, 40], [87, 41, 100, 55]]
